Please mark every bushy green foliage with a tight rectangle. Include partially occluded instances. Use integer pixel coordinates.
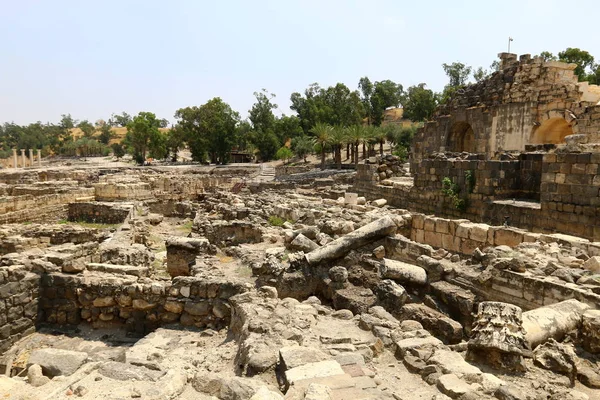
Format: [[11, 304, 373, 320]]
[[441, 177, 468, 212], [268, 215, 286, 226], [275, 146, 293, 164], [292, 135, 314, 163]]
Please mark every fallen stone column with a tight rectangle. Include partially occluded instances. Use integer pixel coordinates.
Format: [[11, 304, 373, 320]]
[[304, 216, 397, 265], [380, 258, 427, 285], [522, 299, 591, 349]]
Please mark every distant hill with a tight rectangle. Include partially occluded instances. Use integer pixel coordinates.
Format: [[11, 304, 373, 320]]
[[69, 127, 170, 144]]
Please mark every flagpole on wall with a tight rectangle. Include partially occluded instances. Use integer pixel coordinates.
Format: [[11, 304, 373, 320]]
[[508, 37, 513, 53]]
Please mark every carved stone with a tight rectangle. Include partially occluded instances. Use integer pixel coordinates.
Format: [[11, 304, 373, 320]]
[[466, 301, 528, 371]]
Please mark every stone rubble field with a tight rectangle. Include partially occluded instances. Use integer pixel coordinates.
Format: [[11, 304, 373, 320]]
[[0, 164, 598, 400]]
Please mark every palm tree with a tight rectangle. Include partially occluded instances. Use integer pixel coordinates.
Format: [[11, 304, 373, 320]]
[[346, 125, 365, 165], [310, 123, 333, 170], [328, 125, 348, 169], [371, 126, 387, 156]]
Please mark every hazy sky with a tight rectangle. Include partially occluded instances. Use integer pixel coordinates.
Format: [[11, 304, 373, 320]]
[[1, 0, 598, 125]]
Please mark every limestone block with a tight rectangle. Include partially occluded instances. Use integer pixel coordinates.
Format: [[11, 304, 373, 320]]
[[27, 348, 88, 377], [583, 256, 600, 273], [279, 346, 330, 370], [284, 360, 345, 386], [582, 310, 600, 354], [469, 224, 489, 243], [493, 228, 524, 247], [344, 192, 358, 205]]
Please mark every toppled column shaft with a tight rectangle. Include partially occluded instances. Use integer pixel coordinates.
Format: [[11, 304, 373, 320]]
[[305, 216, 397, 265], [522, 299, 590, 349]]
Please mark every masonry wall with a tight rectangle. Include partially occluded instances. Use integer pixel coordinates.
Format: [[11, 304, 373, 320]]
[[0, 266, 39, 354], [355, 158, 600, 241], [40, 273, 248, 335]]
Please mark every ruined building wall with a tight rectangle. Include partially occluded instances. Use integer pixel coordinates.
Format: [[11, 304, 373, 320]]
[[413, 55, 600, 162]]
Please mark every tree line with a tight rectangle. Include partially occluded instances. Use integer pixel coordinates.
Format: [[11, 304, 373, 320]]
[[2, 46, 597, 165]]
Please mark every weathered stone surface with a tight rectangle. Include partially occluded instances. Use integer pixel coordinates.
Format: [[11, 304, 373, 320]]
[[533, 339, 577, 380], [428, 349, 481, 376], [166, 237, 213, 277], [27, 364, 50, 387], [522, 299, 590, 349], [467, 302, 527, 371], [399, 303, 463, 344], [279, 346, 330, 370], [284, 360, 345, 386], [436, 374, 473, 398], [289, 234, 319, 253], [27, 348, 88, 377], [305, 216, 397, 265], [380, 258, 427, 285], [582, 309, 600, 354]]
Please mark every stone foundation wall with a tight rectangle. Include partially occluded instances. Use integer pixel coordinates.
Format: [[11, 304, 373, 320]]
[[39, 273, 249, 335], [0, 266, 39, 353], [0, 188, 95, 224], [355, 161, 600, 241], [275, 165, 313, 177], [94, 182, 153, 201], [68, 202, 133, 224]]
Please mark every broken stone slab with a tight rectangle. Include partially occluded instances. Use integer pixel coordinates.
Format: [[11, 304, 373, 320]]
[[289, 233, 319, 253], [371, 199, 387, 207], [86, 262, 149, 277], [436, 374, 474, 399], [98, 361, 166, 381], [304, 383, 333, 400], [27, 348, 88, 377], [399, 303, 463, 344], [305, 216, 397, 265], [279, 346, 330, 370], [394, 336, 444, 358], [583, 256, 600, 273], [522, 299, 591, 349], [428, 349, 481, 376], [533, 339, 577, 380], [380, 258, 427, 285], [374, 279, 407, 311], [284, 360, 345, 387]]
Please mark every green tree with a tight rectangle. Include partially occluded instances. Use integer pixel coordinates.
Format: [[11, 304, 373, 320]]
[[310, 123, 333, 170], [346, 125, 366, 165], [165, 126, 186, 161], [175, 98, 239, 164], [538, 51, 557, 61], [292, 135, 314, 163], [558, 48, 595, 81], [275, 146, 293, 164], [249, 90, 280, 161], [328, 125, 348, 169], [359, 77, 374, 125], [77, 120, 96, 138], [98, 122, 113, 144], [442, 62, 472, 87], [124, 112, 164, 165], [370, 80, 404, 126], [403, 84, 437, 122], [274, 115, 303, 144], [110, 112, 132, 127], [111, 142, 125, 159]]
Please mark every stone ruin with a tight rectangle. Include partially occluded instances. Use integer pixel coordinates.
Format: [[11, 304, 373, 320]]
[[0, 54, 599, 400]]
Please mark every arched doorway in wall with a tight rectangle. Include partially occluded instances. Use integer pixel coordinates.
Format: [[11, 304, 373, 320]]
[[530, 117, 573, 144], [447, 121, 476, 152]]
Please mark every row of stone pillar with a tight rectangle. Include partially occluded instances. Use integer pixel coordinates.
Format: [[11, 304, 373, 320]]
[[12, 149, 41, 168]]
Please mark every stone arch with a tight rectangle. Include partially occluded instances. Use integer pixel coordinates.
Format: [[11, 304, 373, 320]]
[[530, 117, 573, 144], [447, 121, 475, 152]]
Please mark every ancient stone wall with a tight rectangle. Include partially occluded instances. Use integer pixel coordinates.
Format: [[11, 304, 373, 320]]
[[39, 273, 248, 335], [0, 188, 95, 224], [413, 55, 600, 162], [355, 161, 600, 241], [0, 266, 39, 353], [68, 202, 134, 224], [275, 165, 313, 177]]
